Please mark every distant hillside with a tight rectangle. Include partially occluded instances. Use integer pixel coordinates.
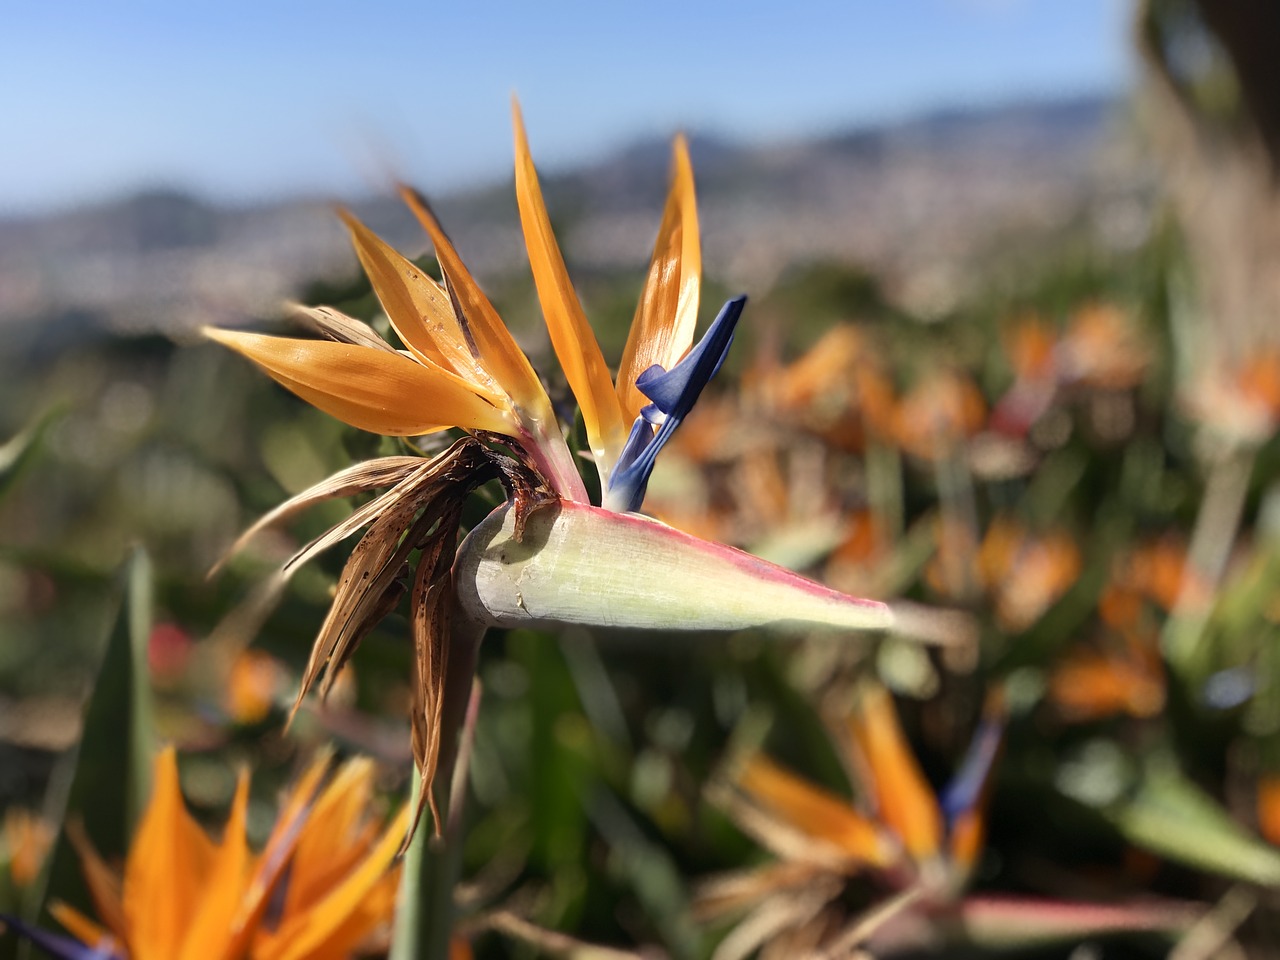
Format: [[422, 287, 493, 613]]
[[0, 94, 1150, 355]]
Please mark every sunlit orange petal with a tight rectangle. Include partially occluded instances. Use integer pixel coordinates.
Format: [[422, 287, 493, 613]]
[[4, 808, 51, 888], [1259, 774, 1280, 847], [617, 133, 701, 424], [226, 649, 286, 726], [738, 756, 891, 867], [397, 185, 555, 424], [1048, 654, 1165, 721], [49, 902, 114, 950], [1003, 314, 1057, 382], [275, 872, 398, 960], [65, 823, 126, 940], [204, 329, 511, 436], [337, 210, 500, 400], [264, 803, 411, 960], [283, 759, 379, 918], [225, 754, 333, 959], [123, 746, 216, 960], [849, 686, 943, 862], [948, 807, 986, 872], [179, 771, 251, 960], [509, 101, 626, 468]]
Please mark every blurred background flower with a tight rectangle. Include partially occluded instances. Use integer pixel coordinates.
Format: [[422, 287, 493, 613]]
[[8, 0, 1280, 957]]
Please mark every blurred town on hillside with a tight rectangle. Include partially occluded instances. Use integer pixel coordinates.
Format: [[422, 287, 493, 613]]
[[0, 95, 1152, 362]]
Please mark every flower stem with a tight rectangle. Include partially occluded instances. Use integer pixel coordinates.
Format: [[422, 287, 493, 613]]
[[1163, 443, 1256, 676], [522, 420, 590, 502], [390, 613, 486, 960]]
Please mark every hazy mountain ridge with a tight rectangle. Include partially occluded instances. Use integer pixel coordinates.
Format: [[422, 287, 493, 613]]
[[0, 94, 1147, 350]]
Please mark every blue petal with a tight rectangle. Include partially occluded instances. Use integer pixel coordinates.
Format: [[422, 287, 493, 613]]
[[1202, 666, 1255, 710], [634, 295, 745, 416], [0, 914, 122, 960], [603, 295, 746, 512], [939, 713, 1004, 824]]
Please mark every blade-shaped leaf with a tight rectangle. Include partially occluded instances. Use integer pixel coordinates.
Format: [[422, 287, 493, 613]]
[[25, 550, 155, 953], [1104, 761, 1280, 886], [0, 408, 62, 502]]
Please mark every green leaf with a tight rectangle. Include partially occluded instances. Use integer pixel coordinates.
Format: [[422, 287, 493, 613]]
[[1105, 757, 1280, 887], [19, 547, 156, 950], [390, 627, 484, 960], [0, 408, 62, 502], [588, 787, 699, 958], [389, 776, 462, 960]]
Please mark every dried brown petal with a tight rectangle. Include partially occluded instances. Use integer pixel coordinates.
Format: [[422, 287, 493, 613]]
[[286, 303, 398, 353], [209, 456, 423, 577], [407, 499, 465, 843]]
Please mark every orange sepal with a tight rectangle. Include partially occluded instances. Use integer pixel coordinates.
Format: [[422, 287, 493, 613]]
[[617, 133, 701, 424], [397, 185, 555, 426], [123, 746, 217, 960], [1259, 774, 1280, 847], [510, 101, 626, 469], [1048, 652, 1165, 721], [949, 808, 985, 875], [262, 803, 411, 960], [849, 686, 944, 863], [337, 210, 499, 399], [49, 902, 117, 952], [738, 755, 892, 867], [177, 770, 252, 960], [223, 754, 333, 960], [282, 758, 380, 918], [63, 822, 126, 941], [204, 328, 511, 437]]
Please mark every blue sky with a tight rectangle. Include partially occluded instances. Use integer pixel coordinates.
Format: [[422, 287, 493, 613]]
[[0, 0, 1130, 215]]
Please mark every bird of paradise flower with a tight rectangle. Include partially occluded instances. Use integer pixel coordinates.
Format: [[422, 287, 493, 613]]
[[698, 683, 1198, 959], [205, 103, 898, 840], [2, 747, 410, 960]]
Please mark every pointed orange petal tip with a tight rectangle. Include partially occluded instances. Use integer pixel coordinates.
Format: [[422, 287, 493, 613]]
[[510, 104, 625, 472], [738, 755, 889, 865], [616, 129, 702, 423], [394, 183, 556, 423], [203, 326, 511, 436], [850, 685, 944, 863], [454, 501, 895, 634], [48, 901, 115, 950], [333, 208, 502, 395], [1259, 774, 1280, 846]]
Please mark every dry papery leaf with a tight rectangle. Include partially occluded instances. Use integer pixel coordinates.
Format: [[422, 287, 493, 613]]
[[209, 455, 425, 577], [693, 860, 834, 920], [286, 302, 398, 354], [292, 441, 493, 699]]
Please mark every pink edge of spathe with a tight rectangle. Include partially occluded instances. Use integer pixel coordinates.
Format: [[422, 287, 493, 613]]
[[452, 500, 894, 634]]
